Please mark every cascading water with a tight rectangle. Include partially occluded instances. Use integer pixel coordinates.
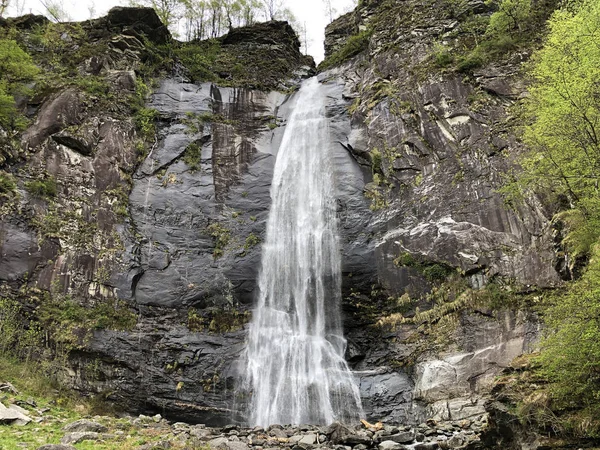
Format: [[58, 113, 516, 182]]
[[244, 77, 363, 427]]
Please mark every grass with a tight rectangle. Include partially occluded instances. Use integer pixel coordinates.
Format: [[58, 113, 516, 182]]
[[319, 29, 372, 71], [0, 356, 206, 449]]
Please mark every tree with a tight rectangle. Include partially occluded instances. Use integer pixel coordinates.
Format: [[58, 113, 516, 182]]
[[260, 0, 283, 20], [129, 0, 182, 31], [323, 0, 337, 22], [0, 0, 9, 18], [510, 0, 600, 254], [486, 0, 531, 35], [179, 0, 263, 40], [39, 0, 71, 21], [510, 0, 600, 429]]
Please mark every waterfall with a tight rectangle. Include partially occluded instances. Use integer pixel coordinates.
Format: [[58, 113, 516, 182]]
[[244, 77, 363, 426]]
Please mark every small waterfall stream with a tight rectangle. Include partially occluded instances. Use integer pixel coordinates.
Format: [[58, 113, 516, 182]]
[[244, 77, 363, 426]]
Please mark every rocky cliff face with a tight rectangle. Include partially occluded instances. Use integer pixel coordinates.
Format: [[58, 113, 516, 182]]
[[0, 8, 313, 424], [0, 0, 561, 433], [318, 0, 560, 428]]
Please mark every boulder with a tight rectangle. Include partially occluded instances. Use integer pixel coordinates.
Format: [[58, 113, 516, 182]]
[[63, 419, 108, 433], [106, 7, 171, 44], [388, 430, 415, 444], [0, 402, 32, 425], [22, 89, 82, 150], [208, 437, 230, 449], [327, 422, 371, 446], [60, 432, 100, 445], [378, 441, 407, 450]]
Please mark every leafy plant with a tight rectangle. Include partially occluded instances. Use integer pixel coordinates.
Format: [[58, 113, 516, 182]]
[[25, 177, 57, 199], [183, 141, 202, 172], [207, 222, 230, 258], [319, 29, 372, 70], [0, 38, 39, 129], [134, 107, 159, 140], [0, 171, 16, 196]]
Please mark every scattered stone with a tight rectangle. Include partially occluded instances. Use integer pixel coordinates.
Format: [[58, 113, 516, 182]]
[[0, 382, 19, 394], [270, 428, 288, 439], [378, 441, 405, 450], [0, 402, 32, 425], [37, 445, 77, 450], [63, 419, 108, 433], [60, 432, 100, 445], [388, 430, 415, 444], [208, 437, 230, 449], [152, 414, 162, 423], [226, 441, 249, 450], [299, 434, 317, 445], [328, 422, 371, 445], [414, 443, 439, 450], [139, 441, 172, 450]]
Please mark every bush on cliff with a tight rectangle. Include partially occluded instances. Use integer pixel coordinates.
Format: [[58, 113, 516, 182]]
[[0, 38, 38, 129]]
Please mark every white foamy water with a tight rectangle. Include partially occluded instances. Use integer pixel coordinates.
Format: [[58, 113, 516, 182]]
[[244, 77, 363, 426]]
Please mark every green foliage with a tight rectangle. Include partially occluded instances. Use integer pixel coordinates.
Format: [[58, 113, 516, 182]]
[[175, 34, 300, 91], [206, 222, 230, 258], [393, 252, 453, 283], [319, 29, 372, 71], [105, 186, 130, 218], [25, 176, 57, 199], [72, 75, 112, 97], [432, 43, 454, 68], [0, 170, 16, 196], [244, 233, 260, 251], [370, 148, 383, 173], [505, 0, 600, 258], [183, 141, 202, 172], [448, 0, 559, 73], [455, 52, 484, 73], [500, 3, 600, 430], [0, 38, 39, 129], [0, 297, 28, 357], [187, 307, 250, 333], [134, 107, 159, 140], [487, 0, 532, 35], [175, 40, 221, 83], [536, 244, 600, 436], [37, 293, 137, 349]]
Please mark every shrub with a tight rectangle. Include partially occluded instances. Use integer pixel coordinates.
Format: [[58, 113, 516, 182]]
[[134, 107, 159, 140], [432, 43, 454, 68], [183, 141, 202, 172], [319, 29, 372, 70], [25, 177, 57, 199], [0, 39, 39, 128], [455, 53, 484, 73], [0, 171, 16, 196], [207, 222, 230, 258]]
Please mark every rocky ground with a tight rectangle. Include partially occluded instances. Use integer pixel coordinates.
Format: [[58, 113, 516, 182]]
[[2, 402, 489, 450], [1, 370, 488, 450]]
